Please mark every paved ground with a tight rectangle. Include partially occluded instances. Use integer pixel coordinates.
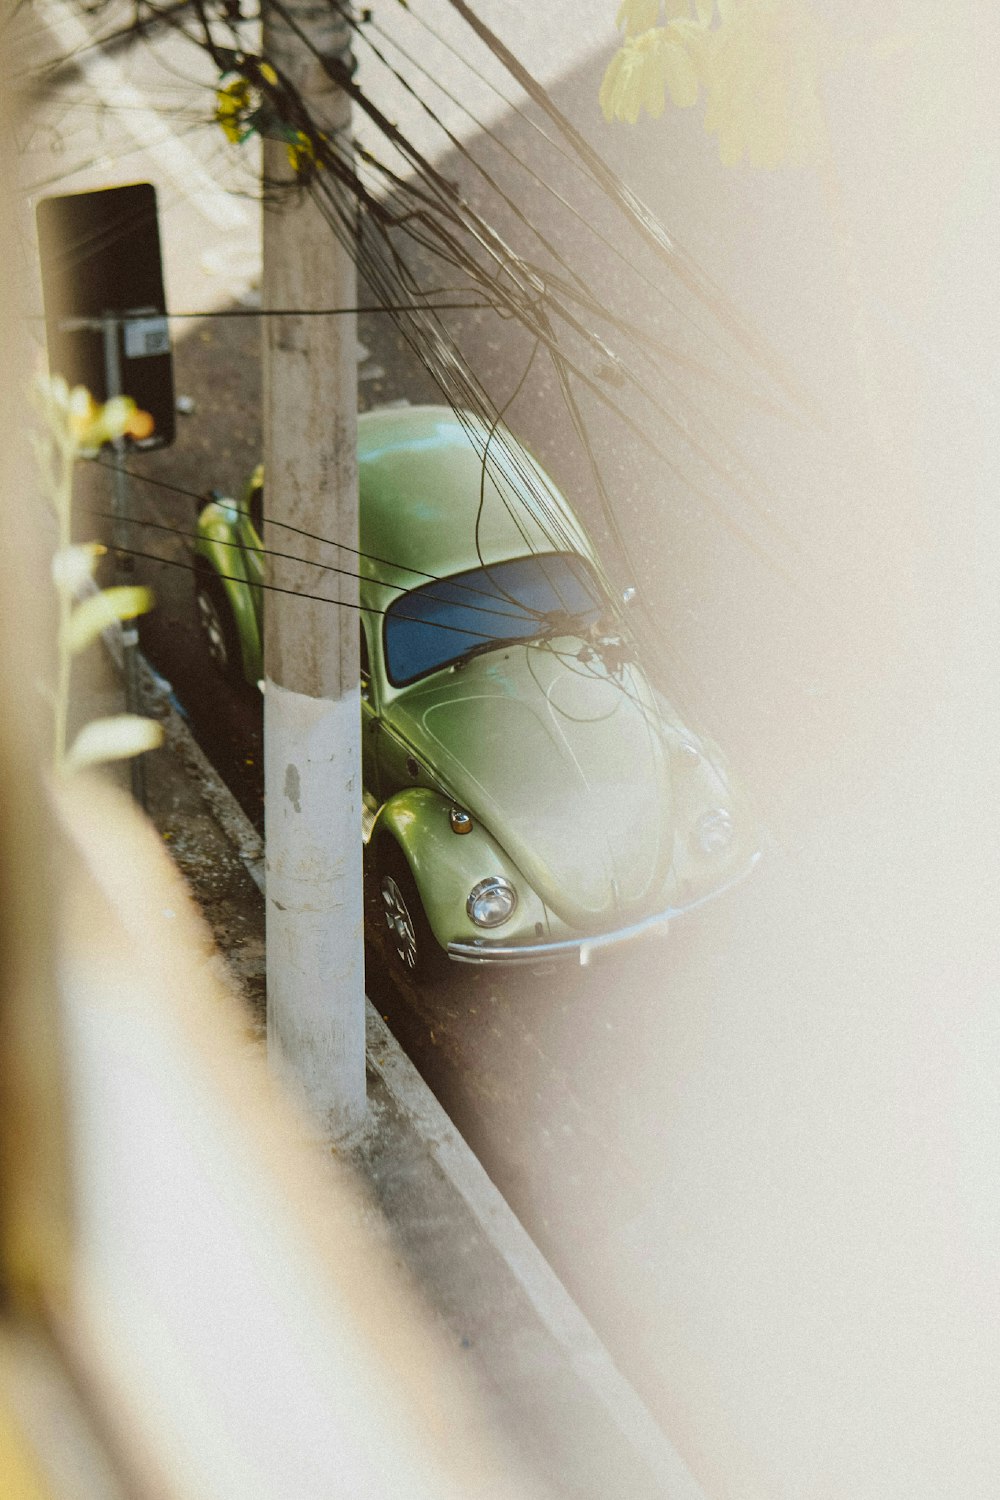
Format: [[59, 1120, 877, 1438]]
[[136, 656, 706, 1500]]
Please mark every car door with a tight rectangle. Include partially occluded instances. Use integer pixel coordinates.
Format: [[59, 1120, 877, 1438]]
[[374, 707, 425, 802], [364, 618, 430, 804]]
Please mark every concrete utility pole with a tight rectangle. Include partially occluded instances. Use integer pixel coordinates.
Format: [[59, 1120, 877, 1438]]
[[261, 0, 366, 1138]]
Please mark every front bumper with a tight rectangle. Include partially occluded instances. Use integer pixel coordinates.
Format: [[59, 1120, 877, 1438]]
[[446, 851, 761, 966]]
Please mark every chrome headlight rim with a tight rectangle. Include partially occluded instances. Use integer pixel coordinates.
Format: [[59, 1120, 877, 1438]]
[[693, 807, 735, 857], [466, 876, 518, 929]]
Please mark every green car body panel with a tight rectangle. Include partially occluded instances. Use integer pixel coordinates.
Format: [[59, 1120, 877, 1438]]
[[369, 786, 549, 952], [193, 407, 757, 964], [195, 465, 265, 685]]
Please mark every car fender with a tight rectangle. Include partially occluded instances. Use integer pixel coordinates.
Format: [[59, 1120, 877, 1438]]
[[193, 503, 263, 684], [647, 689, 761, 899], [370, 787, 548, 951]]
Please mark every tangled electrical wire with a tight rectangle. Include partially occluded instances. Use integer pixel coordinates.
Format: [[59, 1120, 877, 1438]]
[[33, 0, 822, 725], [87, 452, 680, 753]]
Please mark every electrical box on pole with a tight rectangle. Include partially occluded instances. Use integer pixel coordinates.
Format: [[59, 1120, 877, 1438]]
[[36, 182, 175, 448]]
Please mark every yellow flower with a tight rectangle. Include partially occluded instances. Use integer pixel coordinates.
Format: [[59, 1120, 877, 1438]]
[[286, 129, 323, 175], [68, 389, 154, 450], [286, 124, 330, 174], [124, 406, 155, 441], [216, 73, 257, 144]]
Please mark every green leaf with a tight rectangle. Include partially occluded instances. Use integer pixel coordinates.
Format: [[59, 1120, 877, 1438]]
[[601, 45, 651, 121], [599, 52, 623, 120], [616, 0, 660, 35], [603, 26, 704, 122], [64, 715, 163, 774], [641, 48, 668, 117], [661, 32, 700, 106], [52, 544, 106, 595], [63, 585, 154, 655]]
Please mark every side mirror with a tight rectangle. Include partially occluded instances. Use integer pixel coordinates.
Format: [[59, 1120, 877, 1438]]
[[248, 486, 263, 536], [196, 486, 225, 518]]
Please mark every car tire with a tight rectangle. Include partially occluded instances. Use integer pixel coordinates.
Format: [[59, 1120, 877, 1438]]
[[376, 840, 447, 982], [195, 571, 244, 687]]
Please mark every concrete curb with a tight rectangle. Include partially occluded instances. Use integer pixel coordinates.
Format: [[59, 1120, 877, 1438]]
[[363, 1003, 706, 1500], [141, 662, 706, 1500]]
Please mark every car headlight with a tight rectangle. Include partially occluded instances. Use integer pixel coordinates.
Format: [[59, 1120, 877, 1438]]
[[467, 877, 518, 929], [694, 808, 734, 856]]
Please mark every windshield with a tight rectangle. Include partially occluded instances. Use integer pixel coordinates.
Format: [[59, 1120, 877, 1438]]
[[383, 552, 606, 687]]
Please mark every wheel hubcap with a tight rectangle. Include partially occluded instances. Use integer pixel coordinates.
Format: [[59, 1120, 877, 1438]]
[[196, 588, 229, 673], [380, 875, 417, 970]]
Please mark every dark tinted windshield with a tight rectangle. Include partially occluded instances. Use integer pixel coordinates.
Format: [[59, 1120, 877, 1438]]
[[384, 552, 605, 686]]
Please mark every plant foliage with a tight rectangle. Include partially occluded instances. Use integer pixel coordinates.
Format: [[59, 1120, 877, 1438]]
[[600, 0, 832, 168], [33, 375, 163, 777]]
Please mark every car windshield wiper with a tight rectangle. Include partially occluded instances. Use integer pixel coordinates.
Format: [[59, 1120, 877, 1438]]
[[450, 631, 536, 670], [449, 607, 604, 671]]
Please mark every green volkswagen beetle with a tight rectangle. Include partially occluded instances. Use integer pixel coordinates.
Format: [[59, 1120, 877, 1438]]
[[192, 405, 757, 974]]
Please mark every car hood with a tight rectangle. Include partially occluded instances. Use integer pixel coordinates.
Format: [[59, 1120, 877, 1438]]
[[388, 639, 675, 928]]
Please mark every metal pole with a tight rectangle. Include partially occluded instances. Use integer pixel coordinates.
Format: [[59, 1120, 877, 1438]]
[[102, 313, 146, 809], [261, 1, 366, 1138]]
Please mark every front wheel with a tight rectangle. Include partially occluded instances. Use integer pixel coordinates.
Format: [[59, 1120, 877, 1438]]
[[376, 841, 447, 982]]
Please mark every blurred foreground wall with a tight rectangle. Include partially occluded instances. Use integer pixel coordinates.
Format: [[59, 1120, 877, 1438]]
[[564, 7, 1000, 1495]]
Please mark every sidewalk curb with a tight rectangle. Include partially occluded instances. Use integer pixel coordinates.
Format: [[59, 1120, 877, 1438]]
[[363, 1004, 706, 1500], [141, 663, 706, 1500]]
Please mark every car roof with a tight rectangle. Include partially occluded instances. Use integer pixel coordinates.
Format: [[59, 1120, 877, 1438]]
[[357, 406, 594, 588]]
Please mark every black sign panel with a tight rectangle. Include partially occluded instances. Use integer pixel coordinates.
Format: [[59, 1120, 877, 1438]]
[[36, 183, 175, 448]]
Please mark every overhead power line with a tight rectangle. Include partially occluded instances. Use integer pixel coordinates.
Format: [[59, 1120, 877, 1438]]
[[35, 0, 822, 683], [435, 0, 823, 426]]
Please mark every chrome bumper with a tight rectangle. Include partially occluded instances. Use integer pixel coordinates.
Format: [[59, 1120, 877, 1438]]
[[448, 906, 671, 967], [446, 853, 760, 966]]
